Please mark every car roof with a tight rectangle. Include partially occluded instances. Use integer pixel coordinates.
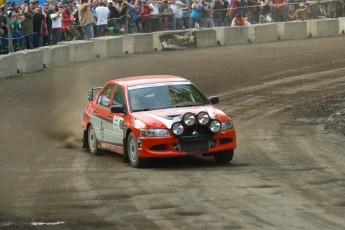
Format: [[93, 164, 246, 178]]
[[111, 75, 189, 87]]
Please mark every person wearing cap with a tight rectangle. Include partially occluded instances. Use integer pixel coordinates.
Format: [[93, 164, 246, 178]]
[[107, 0, 118, 28], [62, 3, 79, 40], [78, 0, 95, 40], [170, 0, 185, 29], [148, 0, 160, 32], [43, 1, 53, 45]]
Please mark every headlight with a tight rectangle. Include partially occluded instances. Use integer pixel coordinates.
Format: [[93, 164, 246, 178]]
[[197, 112, 210, 125], [171, 122, 184, 136], [221, 120, 234, 130], [183, 113, 196, 126], [209, 120, 221, 133], [139, 129, 170, 137]]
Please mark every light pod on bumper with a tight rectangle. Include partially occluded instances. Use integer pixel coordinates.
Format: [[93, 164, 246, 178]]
[[183, 113, 196, 126], [171, 122, 184, 136], [197, 112, 210, 125], [209, 120, 222, 133]]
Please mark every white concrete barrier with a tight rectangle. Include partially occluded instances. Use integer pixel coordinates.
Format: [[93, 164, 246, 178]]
[[214, 26, 249, 45], [0, 54, 17, 78], [338, 17, 345, 34], [248, 23, 278, 43], [16, 49, 44, 73], [309, 19, 339, 37], [123, 33, 154, 54], [194, 29, 217, 48], [39, 45, 69, 68], [92, 36, 123, 58], [277, 21, 308, 40], [59, 40, 95, 63]]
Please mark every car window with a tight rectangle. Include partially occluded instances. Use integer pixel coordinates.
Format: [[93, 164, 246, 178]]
[[112, 86, 126, 107], [97, 85, 115, 108], [128, 83, 208, 112]]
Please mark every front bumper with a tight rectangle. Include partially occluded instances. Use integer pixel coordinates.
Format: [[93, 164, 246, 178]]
[[137, 129, 236, 158]]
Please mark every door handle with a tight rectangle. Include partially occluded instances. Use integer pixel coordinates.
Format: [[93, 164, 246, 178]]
[[108, 114, 112, 118], [94, 109, 98, 113]]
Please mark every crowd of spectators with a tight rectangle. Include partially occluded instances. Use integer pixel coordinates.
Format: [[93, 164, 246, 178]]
[[1, 0, 345, 52]]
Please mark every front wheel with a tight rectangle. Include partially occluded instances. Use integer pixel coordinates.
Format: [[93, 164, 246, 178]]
[[214, 150, 234, 164], [88, 124, 99, 155], [127, 132, 149, 168]]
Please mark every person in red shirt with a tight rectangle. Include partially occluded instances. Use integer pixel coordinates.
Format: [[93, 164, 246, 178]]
[[272, 0, 285, 22], [61, 4, 79, 40], [140, 0, 152, 33]]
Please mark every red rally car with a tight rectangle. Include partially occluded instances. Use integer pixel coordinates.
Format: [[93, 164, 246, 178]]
[[82, 75, 236, 168]]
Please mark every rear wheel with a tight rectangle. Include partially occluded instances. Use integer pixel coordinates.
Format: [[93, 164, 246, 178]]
[[214, 150, 234, 164], [127, 132, 149, 168], [88, 124, 99, 155]]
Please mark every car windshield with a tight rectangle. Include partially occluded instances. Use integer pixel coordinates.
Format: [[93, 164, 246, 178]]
[[128, 82, 209, 112]]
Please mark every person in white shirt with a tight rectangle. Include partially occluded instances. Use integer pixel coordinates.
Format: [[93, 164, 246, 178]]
[[149, 0, 160, 32], [171, 0, 185, 30], [95, 1, 110, 36], [51, 6, 63, 44]]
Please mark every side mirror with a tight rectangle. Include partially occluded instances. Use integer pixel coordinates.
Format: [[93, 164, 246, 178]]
[[88, 88, 93, 101], [208, 96, 219, 104], [111, 104, 126, 114]]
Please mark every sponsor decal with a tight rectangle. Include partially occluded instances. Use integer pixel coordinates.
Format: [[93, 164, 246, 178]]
[[113, 116, 124, 132], [160, 31, 197, 50]]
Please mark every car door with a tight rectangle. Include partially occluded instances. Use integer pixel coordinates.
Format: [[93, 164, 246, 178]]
[[107, 85, 126, 145], [89, 84, 115, 143]]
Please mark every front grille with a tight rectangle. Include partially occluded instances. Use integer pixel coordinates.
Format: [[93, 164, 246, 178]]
[[220, 138, 232, 145]]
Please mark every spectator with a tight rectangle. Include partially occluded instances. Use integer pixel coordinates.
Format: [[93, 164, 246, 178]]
[[259, 10, 273, 23], [140, 0, 152, 32], [11, 13, 22, 48], [108, 0, 118, 28], [287, 4, 299, 21], [21, 4, 34, 49], [126, 0, 141, 33], [189, 0, 201, 28], [149, 0, 160, 32], [201, 0, 214, 28], [95, 1, 109, 36], [181, 0, 190, 29], [114, 0, 128, 33], [43, 1, 53, 45], [231, 12, 251, 26], [245, 12, 258, 24], [163, 0, 174, 30], [33, 7, 47, 48], [327, 0, 337, 18], [51, 6, 62, 44], [272, 0, 285, 22], [296, 2, 309, 21], [171, 0, 185, 29], [227, 0, 240, 26], [212, 0, 225, 27], [62, 4, 79, 40], [79, 0, 95, 40]]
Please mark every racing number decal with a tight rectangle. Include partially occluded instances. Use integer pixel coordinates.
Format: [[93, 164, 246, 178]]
[[113, 116, 124, 132]]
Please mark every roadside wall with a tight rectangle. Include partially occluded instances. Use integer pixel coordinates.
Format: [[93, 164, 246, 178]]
[[1, 17, 345, 78]]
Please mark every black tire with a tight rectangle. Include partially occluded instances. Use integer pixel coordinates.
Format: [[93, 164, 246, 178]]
[[127, 132, 149, 168], [88, 124, 99, 155], [214, 150, 234, 164]]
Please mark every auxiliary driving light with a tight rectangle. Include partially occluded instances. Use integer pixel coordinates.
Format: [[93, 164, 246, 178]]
[[183, 113, 196, 126], [197, 112, 210, 125], [172, 122, 184, 136], [209, 120, 221, 133]]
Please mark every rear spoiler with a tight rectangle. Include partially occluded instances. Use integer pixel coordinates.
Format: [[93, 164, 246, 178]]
[[88, 87, 102, 101]]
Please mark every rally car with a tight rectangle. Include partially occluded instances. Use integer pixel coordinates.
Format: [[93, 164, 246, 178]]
[[82, 75, 236, 168]]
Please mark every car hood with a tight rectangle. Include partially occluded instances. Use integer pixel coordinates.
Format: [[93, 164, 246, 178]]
[[130, 105, 229, 129]]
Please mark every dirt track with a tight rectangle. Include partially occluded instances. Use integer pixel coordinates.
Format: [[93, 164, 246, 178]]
[[0, 36, 345, 229]]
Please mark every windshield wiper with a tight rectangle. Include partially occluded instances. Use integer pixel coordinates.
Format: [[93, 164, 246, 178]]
[[132, 108, 150, 112]]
